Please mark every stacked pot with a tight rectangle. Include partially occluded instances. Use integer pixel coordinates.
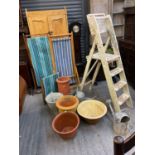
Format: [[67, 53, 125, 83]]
[[52, 95, 80, 139]]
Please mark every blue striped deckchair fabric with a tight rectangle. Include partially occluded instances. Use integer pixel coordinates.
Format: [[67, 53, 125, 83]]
[[52, 37, 75, 83], [42, 73, 59, 96], [27, 36, 53, 87]]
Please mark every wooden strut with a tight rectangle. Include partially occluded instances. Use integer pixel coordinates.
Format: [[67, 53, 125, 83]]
[[80, 37, 97, 90], [85, 60, 98, 79], [25, 33, 72, 38]]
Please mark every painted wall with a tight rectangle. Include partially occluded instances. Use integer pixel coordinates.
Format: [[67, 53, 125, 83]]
[[124, 0, 135, 8], [89, 0, 112, 43], [90, 0, 112, 15]]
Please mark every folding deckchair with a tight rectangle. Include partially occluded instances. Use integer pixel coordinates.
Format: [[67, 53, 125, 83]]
[[49, 33, 80, 85], [27, 36, 58, 97]]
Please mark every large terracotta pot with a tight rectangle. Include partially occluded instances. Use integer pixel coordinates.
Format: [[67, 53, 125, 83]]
[[52, 112, 80, 139], [56, 95, 79, 112], [56, 76, 71, 95]]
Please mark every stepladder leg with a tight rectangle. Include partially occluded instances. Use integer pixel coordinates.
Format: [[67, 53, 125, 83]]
[[80, 58, 92, 90], [112, 101, 121, 112], [119, 71, 133, 108], [89, 62, 101, 90], [126, 97, 133, 108], [80, 39, 96, 90], [123, 85, 133, 108], [100, 59, 121, 112], [74, 65, 80, 86], [122, 84, 133, 108]]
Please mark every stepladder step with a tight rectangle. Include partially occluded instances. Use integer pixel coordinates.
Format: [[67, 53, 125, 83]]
[[114, 80, 127, 91], [110, 67, 123, 77], [105, 53, 120, 63], [118, 93, 130, 106], [87, 52, 120, 63]]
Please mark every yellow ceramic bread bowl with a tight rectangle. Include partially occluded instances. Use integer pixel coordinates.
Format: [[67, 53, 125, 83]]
[[77, 100, 107, 124]]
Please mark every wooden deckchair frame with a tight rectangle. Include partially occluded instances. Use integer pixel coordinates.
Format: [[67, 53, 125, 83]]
[[23, 34, 38, 90], [48, 32, 80, 86], [24, 34, 55, 99]]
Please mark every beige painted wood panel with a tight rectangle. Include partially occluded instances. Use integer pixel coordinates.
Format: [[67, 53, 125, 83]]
[[26, 9, 68, 36], [47, 14, 68, 35], [27, 16, 48, 35]]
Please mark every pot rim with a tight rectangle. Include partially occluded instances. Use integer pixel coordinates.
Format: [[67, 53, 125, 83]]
[[56, 95, 79, 110], [77, 99, 107, 120], [56, 76, 71, 84], [45, 92, 63, 104], [52, 111, 80, 135]]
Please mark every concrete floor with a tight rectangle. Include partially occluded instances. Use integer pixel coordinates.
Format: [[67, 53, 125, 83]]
[[19, 81, 135, 155]]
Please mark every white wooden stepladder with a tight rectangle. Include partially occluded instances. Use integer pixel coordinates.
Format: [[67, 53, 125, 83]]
[[80, 14, 133, 112]]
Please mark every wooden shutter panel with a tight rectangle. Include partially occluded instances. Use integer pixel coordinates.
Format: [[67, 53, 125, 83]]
[[27, 16, 48, 35]]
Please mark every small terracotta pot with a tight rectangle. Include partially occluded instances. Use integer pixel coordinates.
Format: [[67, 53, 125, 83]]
[[56, 95, 79, 112], [56, 76, 71, 95], [52, 112, 80, 139]]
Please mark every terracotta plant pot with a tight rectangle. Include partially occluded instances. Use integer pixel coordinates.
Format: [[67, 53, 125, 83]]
[[56, 76, 71, 95], [52, 112, 80, 139], [56, 95, 79, 112]]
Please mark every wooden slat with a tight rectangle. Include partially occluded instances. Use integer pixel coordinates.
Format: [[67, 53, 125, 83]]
[[118, 93, 130, 105], [114, 80, 127, 91], [90, 53, 120, 63], [95, 16, 105, 19], [110, 67, 123, 77], [100, 31, 106, 34], [105, 53, 120, 63]]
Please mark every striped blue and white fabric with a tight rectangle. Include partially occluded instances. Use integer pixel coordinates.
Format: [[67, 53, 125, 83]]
[[27, 36, 53, 87], [42, 73, 59, 96], [52, 37, 75, 83]]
